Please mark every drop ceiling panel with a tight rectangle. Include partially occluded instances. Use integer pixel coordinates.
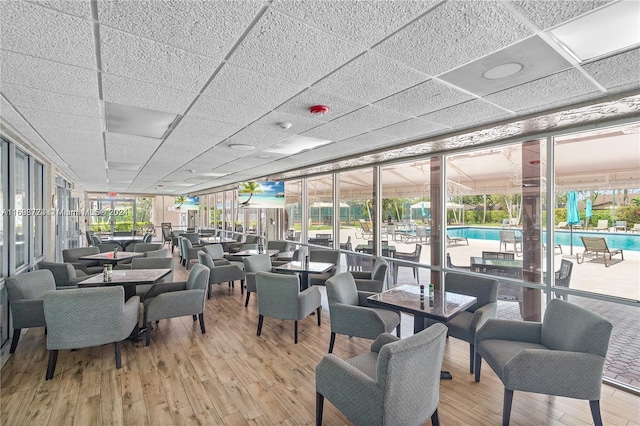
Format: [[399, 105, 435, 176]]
[[172, 116, 243, 140], [100, 27, 220, 92], [32, 0, 92, 19], [228, 8, 362, 85], [36, 127, 103, 160], [376, 118, 448, 140], [374, 79, 474, 116], [0, 51, 98, 98], [582, 48, 640, 93], [105, 133, 162, 164], [420, 99, 512, 129], [275, 0, 439, 47], [251, 111, 323, 135], [107, 170, 139, 183], [224, 126, 289, 150], [322, 105, 414, 138], [187, 96, 266, 125], [275, 87, 367, 121], [98, 0, 262, 59], [302, 121, 366, 142], [484, 68, 601, 112], [313, 51, 428, 104], [510, 0, 613, 30], [374, 1, 531, 76], [1, 83, 101, 118], [18, 107, 102, 133], [0, 0, 95, 68], [102, 74, 196, 114], [202, 64, 305, 109]]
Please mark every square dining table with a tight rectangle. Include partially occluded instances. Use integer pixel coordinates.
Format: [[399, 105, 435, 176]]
[[274, 261, 334, 291], [79, 251, 144, 265]]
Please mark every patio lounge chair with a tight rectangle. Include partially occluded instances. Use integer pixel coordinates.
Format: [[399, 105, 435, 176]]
[[631, 224, 640, 233], [577, 236, 624, 267], [355, 219, 373, 240], [614, 221, 627, 232], [555, 221, 568, 229], [446, 234, 468, 246], [594, 220, 609, 231]]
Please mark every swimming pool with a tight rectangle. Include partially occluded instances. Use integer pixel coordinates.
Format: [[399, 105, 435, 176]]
[[446, 227, 640, 252]]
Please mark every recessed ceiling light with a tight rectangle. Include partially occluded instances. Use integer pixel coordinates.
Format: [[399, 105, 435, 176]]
[[105, 102, 178, 139], [263, 135, 333, 155], [229, 144, 255, 151], [201, 172, 229, 177], [483, 62, 524, 80]]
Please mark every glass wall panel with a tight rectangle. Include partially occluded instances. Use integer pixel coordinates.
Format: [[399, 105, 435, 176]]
[[307, 175, 333, 247], [554, 123, 639, 302], [135, 197, 153, 235], [0, 140, 6, 278], [14, 149, 28, 269], [33, 161, 44, 258], [284, 179, 302, 243], [339, 168, 374, 270]]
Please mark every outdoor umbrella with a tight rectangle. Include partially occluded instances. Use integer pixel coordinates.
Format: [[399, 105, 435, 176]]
[[585, 199, 593, 230], [566, 191, 581, 255]]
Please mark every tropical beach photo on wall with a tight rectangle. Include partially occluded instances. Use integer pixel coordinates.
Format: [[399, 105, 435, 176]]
[[238, 181, 285, 209]]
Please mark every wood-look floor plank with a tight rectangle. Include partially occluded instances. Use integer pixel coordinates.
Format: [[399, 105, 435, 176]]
[[2, 250, 639, 425]]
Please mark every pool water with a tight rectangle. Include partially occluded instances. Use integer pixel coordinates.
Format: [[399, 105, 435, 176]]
[[447, 227, 640, 252]]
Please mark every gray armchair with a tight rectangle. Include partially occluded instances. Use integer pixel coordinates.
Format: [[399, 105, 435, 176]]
[[325, 272, 400, 353], [143, 264, 210, 346], [6, 270, 56, 353], [424, 272, 499, 373], [181, 237, 205, 269], [43, 286, 139, 379], [308, 249, 340, 286], [242, 254, 273, 307], [62, 247, 103, 274], [37, 261, 92, 288], [255, 271, 321, 344], [145, 248, 169, 258], [197, 251, 245, 299], [130, 257, 174, 297], [266, 240, 290, 255], [475, 299, 613, 426], [316, 323, 448, 426], [349, 258, 388, 292], [393, 243, 422, 283]]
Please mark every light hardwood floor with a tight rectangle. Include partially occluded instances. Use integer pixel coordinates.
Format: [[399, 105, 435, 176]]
[[2, 254, 639, 425]]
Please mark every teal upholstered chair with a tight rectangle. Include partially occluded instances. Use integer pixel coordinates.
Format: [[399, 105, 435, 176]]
[[349, 257, 389, 292], [37, 261, 92, 288], [242, 254, 273, 307], [197, 251, 245, 299]]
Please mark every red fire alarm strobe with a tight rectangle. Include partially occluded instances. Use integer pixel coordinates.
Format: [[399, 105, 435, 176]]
[[309, 105, 329, 116]]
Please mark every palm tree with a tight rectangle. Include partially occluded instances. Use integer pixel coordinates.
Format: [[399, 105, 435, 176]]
[[175, 196, 186, 209], [239, 181, 264, 206]]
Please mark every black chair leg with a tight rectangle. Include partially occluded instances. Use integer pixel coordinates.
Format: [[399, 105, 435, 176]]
[[396, 323, 401, 337], [257, 315, 263, 336], [46, 350, 58, 380], [474, 353, 483, 382], [115, 341, 122, 369], [589, 400, 604, 426], [328, 332, 336, 353], [192, 314, 197, 321], [294, 320, 298, 344], [316, 392, 324, 426], [316, 307, 321, 326], [431, 408, 440, 426], [240, 279, 244, 295], [207, 283, 212, 300], [146, 321, 152, 346], [199, 313, 206, 334], [469, 343, 475, 373], [245, 291, 251, 307], [503, 389, 514, 426], [9, 329, 21, 354]]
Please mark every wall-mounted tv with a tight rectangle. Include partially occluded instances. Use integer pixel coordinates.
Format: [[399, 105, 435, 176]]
[[175, 195, 199, 210], [238, 181, 285, 209]]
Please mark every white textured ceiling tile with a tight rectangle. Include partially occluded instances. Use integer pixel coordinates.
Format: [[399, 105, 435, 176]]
[[36, 126, 104, 159], [98, 0, 262, 59], [374, 1, 531, 76], [327, 105, 413, 137], [484, 69, 601, 112], [0, 0, 95, 68], [224, 126, 288, 149], [188, 96, 266, 126], [251, 110, 323, 135], [419, 99, 512, 129], [102, 74, 196, 114], [276, 87, 367, 120], [582, 48, 640, 92], [18, 106, 102, 133], [302, 121, 365, 142], [374, 79, 474, 116], [172, 116, 243, 140], [274, 0, 439, 47], [203, 64, 305, 109], [229, 8, 362, 85], [100, 27, 220, 92], [313, 51, 428, 103], [0, 51, 98, 98], [0, 98, 61, 158], [31, 0, 93, 19], [339, 131, 401, 148], [375, 118, 448, 140], [2, 83, 101, 118], [107, 170, 139, 183], [510, 0, 613, 30], [105, 133, 162, 163]]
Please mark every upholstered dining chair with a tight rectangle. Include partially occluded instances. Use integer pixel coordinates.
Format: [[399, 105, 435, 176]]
[[37, 260, 92, 288], [197, 251, 245, 299], [242, 254, 273, 307], [130, 257, 174, 297], [325, 272, 400, 354], [6, 270, 56, 353], [475, 299, 613, 426], [316, 323, 448, 426], [62, 247, 103, 274], [43, 286, 139, 379], [143, 264, 210, 346], [308, 249, 340, 286], [393, 243, 422, 284], [254, 271, 321, 344], [424, 272, 499, 373], [181, 237, 205, 269], [349, 257, 388, 292]]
